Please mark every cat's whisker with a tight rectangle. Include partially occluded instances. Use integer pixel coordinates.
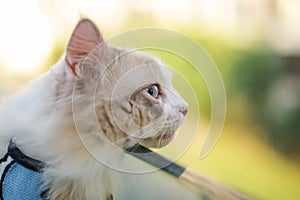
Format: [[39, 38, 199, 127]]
[[157, 133, 164, 148]]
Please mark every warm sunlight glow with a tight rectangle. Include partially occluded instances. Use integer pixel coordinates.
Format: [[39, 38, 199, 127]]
[[1, 0, 300, 76], [0, 0, 53, 76]]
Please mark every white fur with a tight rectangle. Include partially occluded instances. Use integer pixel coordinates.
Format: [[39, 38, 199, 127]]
[[0, 58, 200, 199], [0, 19, 198, 199]]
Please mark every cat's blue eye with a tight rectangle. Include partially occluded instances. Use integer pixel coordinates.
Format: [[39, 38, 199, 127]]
[[145, 84, 159, 98]]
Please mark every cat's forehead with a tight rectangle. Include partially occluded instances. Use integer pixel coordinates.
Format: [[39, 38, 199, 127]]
[[96, 48, 173, 100], [97, 47, 171, 84], [114, 49, 171, 81]]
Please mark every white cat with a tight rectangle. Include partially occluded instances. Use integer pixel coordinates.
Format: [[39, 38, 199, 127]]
[[0, 19, 203, 199]]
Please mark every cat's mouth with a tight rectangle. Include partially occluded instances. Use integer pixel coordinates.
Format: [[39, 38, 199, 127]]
[[145, 116, 185, 148]]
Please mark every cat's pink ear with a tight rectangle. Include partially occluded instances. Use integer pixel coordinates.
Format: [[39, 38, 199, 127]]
[[65, 19, 103, 76]]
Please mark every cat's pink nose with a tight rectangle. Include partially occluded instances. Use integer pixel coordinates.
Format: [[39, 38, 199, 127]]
[[180, 108, 188, 116]]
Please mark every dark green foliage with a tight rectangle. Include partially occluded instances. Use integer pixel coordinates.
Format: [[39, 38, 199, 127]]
[[229, 47, 287, 103], [228, 46, 300, 156]]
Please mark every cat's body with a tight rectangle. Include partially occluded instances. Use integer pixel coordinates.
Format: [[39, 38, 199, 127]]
[[0, 19, 201, 199]]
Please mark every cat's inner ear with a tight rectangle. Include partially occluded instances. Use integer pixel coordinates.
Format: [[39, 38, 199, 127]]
[[65, 19, 103, 76]]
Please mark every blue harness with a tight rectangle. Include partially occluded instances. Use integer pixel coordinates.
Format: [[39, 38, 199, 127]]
[[0, 142, 47, 200]]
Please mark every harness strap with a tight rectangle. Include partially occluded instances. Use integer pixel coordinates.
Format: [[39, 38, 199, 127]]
[[1, 141, 48, 200], [7, 141, 46, 172]]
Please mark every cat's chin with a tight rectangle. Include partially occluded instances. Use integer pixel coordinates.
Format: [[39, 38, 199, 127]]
[[140, 132, 175, 148]]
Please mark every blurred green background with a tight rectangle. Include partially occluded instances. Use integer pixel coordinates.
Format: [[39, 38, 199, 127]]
[[0, 1, 299, 200]]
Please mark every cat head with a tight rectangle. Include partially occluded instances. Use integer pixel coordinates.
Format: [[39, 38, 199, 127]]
[[64, 19, 188, 149]]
